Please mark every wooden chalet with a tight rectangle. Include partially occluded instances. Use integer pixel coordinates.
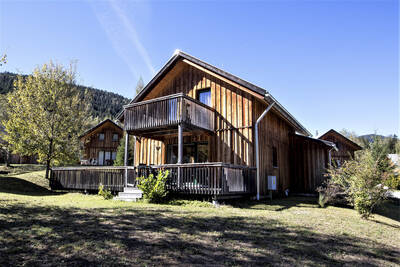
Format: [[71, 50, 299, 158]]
[[51, 51, 335, 197], [318, 129, 362, 166], [79, 119, 123, 166]]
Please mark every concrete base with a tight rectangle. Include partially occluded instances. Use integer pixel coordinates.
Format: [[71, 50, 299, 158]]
[[114, 187, 143, 202]]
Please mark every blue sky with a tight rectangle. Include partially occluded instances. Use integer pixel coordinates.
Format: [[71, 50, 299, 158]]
[[0, 0, 398, 137]]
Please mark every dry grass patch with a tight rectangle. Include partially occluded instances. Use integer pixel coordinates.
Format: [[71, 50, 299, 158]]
[[0, 168, 399, 266]]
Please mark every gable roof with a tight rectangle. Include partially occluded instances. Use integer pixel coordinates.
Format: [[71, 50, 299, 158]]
[[117, 50, 311, 136], [318, 129, 362, 150], [79, 119, 123, 140]]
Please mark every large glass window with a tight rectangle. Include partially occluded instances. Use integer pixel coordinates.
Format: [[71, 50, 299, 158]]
[[167, 142, 208, 164], [196, 88, 211, 106]]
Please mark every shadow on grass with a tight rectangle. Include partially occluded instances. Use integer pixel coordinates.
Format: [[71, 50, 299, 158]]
[[227, 196, 320, 211], [374, 200, 400, 223], [0, 202, 399, 266], [0, 176, 65, 196]]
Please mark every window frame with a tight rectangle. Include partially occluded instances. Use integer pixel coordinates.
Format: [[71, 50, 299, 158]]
[[99, 133, 105, 141], [112, 133, 119, 142], [196, 88, 212, 107]]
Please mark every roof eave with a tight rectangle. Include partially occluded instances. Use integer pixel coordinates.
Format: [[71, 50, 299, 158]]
[[264, 94, 311, 136]]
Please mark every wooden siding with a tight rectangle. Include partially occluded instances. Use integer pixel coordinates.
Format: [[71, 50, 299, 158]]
[[131, 60, 296, 196], [319, 131, 361, 165], [81, 123, 123, 164], [291, 135, 330, 193]]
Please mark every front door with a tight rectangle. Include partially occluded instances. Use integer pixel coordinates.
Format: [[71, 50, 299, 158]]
[[105, 151, 111, 166], [98, 151, 104, 165]]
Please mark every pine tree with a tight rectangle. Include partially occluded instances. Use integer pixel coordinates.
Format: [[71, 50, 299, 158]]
[[135, 76, 144, 96], [114, 134, 135, 166]]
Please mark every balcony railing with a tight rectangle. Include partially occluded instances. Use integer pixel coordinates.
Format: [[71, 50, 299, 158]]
[[124, 93, 215, 134]]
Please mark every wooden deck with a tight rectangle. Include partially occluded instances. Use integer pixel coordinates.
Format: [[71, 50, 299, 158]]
[[50, 163, 256, 198], [124, 93, 215, 136]]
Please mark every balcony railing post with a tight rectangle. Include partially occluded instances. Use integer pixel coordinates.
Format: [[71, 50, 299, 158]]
[[124, 131, 129, 187], [177, 123, 183, 188]]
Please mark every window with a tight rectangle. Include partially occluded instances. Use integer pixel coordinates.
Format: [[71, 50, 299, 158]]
[[111, 152, 117, 160], [196, 88, 211, 106], [272, 146, 278, 168], [112, 133, 119, 141], [166, 142, 209, 164], [99, 133, 105, 141]]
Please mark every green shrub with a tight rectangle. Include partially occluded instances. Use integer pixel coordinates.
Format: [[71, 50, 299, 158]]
[[136, 170, 169, 203], [98, 183, 113, 200], [323, 147, 392, 219]]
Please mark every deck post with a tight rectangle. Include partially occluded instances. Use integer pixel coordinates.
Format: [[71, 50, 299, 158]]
[[124, 132, 129, 187], [177, 123, 183, 188]]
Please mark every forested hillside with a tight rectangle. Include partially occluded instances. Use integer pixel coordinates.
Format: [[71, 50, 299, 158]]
[[0, 72, 130, 120]]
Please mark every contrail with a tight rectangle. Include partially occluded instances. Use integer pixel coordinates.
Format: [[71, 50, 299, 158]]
[[89, 0, 155, 80], [109, 0, 155, 75]]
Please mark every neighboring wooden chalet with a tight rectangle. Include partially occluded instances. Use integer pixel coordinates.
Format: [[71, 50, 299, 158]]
[[80, 119, 123, 166], [318, 129, 362, 166], [51, 51, 335, 197], [0, 127, 38, 164]]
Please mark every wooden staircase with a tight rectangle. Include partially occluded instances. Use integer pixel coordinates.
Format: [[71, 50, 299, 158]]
[[115, 187, 143, 202]]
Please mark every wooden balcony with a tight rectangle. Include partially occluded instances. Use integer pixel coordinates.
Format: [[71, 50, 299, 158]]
[[124, 93, 215, 136], [50, 163, 256, 198]]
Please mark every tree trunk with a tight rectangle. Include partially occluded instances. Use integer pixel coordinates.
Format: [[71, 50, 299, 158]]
[[5, 148, 11, 167], [45, 160, 50, 180], [45, 139, 53, 180]]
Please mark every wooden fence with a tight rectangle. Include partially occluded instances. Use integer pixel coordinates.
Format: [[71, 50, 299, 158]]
[[50, 166, 136, 192], [50, 163, 256, 197]]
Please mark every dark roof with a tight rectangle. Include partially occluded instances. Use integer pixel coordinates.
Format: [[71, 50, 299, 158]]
[[79, 119, 123, 139], [295, 133, 338, 150], [117, 50, 310, 136], [318, 129, 362, 150]]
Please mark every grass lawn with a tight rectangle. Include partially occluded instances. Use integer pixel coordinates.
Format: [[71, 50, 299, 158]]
[[0, 165, 399, 266]]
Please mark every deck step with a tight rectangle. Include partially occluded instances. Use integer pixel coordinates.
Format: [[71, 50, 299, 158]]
[[115, 187, 143, 202], [123, 187, 142, 193]]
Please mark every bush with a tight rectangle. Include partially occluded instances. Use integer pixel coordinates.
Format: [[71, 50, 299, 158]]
[[136, 170, 169, 203], [317, 180, 347, 208], [98, 183, 113, 200], [321, 145, 393, 219]]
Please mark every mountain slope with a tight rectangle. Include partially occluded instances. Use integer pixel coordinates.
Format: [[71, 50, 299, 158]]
[[0, 72, 130, 120]]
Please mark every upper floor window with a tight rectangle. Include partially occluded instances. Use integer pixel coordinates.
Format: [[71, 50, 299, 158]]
[[272, 146, 278, 168], [196, 88, 211, 107], [99, 133, 105, 141], [112, 133, 119, 142]]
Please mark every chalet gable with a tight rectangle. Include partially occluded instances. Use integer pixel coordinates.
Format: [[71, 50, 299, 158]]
[[80, 119, 123, 141], [117, 50, 310, 136], [319, 129, 362, 151]]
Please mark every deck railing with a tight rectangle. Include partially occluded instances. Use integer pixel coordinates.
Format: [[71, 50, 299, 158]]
[[50, 166, 136, 192], [50, 163, 256, 197], [137, 163, 256, 196], [124, 93, 215, 133]]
